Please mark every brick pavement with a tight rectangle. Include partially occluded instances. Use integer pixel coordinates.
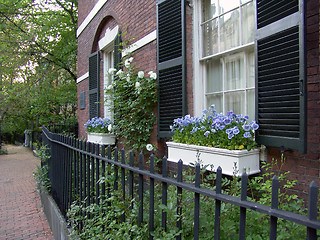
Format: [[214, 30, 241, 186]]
[[0, 145, 54, 240]]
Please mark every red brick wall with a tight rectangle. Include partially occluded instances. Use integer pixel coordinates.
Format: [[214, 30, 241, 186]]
[[77, 0, 157, 139], [77, 1, 320, 200], [265, 0, 320, 200], [186, 4, 194, 116], [78, 0, 99, 26]]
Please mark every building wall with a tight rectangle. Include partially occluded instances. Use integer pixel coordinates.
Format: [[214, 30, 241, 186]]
[[77, 0, 157, 138], [78, 0, 99, 26], [77, 0, 320, 199]]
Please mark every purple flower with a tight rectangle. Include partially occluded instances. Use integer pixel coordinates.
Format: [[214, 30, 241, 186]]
[[204, 131, 210, 137], [224, 118, 231, 125], [227, 111, 233, 116], [242, 124, 251, 131], [226, 128, 232, 134], [233, 127, 240, 135], [228, 133, 234, 139], [243, 132, 252, 138], [251, 121, 259, 131]]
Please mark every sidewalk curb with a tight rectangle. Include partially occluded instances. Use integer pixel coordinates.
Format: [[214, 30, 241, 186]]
[[38, 187, 71, 240]]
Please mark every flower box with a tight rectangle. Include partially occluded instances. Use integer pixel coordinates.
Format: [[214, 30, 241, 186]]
[[87, 132, 116, 145], [167, 142, 260, 176]]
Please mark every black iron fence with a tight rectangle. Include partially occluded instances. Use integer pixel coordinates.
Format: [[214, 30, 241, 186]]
[[42, 126, 320, 239], [47, 120, 78, 138]]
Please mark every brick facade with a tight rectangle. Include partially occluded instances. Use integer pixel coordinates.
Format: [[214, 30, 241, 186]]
[[77, 0, 320, 199], [77, 0, 157, 138]]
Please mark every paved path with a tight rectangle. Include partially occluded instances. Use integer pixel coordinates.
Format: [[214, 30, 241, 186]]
[[0, 145, 54, 240]]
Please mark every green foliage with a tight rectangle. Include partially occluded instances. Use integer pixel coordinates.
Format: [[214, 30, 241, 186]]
[[33, 144, 51, 192], [105, 55, 157, 152], [67, 155, 308, 239], [0, 0, 78, 138], [0, 148, 8, 155]]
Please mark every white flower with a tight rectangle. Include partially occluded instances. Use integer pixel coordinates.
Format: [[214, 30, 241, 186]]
[[146, 144, 153, 152], [135, 81, 141, 88], [150, 72, 157, 80], [106, 84, 113, 90], [125, 59, 130, 68], [116, 69, 124, 77], [138, 71, 144, 79], [126, 73, 131, 82], [107, 124, 112, 132], [108, 68, 117, 74], [129, 57, 134, 62], [148, 71, 157, 80]]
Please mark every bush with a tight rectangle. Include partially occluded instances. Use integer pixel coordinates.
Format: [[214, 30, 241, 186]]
[[67, 155, 307, 239]]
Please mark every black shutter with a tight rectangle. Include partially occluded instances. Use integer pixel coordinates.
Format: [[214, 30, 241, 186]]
[[89, 51, 100, 119], [79, 91, 85, 110], [157, 0, 187, 138], [255, 0, 306, 153], [113, 32, 122, 70]]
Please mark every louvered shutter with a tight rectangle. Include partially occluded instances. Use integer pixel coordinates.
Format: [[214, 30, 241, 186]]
[[113, 32, 122, 70], [157, 0, 187, 138], [89, 51, 100, 119], [255, 0, 306, 153]]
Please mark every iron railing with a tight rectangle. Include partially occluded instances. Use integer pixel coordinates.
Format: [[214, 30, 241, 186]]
[[42, 126, 320, 239]]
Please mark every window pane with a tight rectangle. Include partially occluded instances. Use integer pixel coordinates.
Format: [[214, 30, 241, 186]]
[[247, 51, 255, 88], [247, 89, 255, 120], [241, 2, 255, 44], [206, 59, 222, 92], [206, 93, 222, 113], [202, 19, 218, 56], [220, 10, 240, 51], [220, 0, 239, 14], [225, 91, 245, 114], [202, 0, 218, 21], [240, 0, 251, 4], [225, 55, 244, 90]]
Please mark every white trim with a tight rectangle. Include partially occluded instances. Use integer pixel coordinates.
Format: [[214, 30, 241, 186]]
[[77, 72, 89, 84], [122, 30, 157, 57], [98, 25, 119, 50], [77, 0, 109, 37], [193, 0, 204, 117]]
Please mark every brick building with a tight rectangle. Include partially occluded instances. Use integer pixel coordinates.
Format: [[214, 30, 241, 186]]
[[77, 0, 319, 198]]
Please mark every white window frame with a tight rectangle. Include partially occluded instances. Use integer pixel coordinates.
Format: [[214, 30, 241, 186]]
[[193, 0, 255, 117], [98, 26, 119, 120], [102, 47, 114, 120]]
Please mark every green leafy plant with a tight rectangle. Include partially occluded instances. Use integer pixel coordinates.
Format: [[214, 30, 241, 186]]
[[33, 144, 51, 192], [67, 154, 308, 239], [105, 56, 157, 152], [0, 148, 8, 155], [84, 117, 114, 133], [170, 104, 259, 151]]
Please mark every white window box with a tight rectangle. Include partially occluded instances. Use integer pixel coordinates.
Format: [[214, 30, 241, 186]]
[[87, 132, 116, 145], [167, 142, 261, 176]]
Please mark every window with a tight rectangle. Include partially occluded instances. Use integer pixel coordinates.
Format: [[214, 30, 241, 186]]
[[194, 0, 306, 152], [103, 48, 114, 120], [200, 0, 255, 119]]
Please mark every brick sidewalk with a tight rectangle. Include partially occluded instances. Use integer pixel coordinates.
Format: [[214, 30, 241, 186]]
[[0, 145, 54, 240]]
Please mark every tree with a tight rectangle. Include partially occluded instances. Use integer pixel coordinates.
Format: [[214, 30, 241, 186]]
[[0, 0, 78, 141]]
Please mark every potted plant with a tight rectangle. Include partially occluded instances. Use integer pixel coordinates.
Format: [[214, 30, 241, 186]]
[[168, 105, 262, 176], [84, 117, 116, 145]]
